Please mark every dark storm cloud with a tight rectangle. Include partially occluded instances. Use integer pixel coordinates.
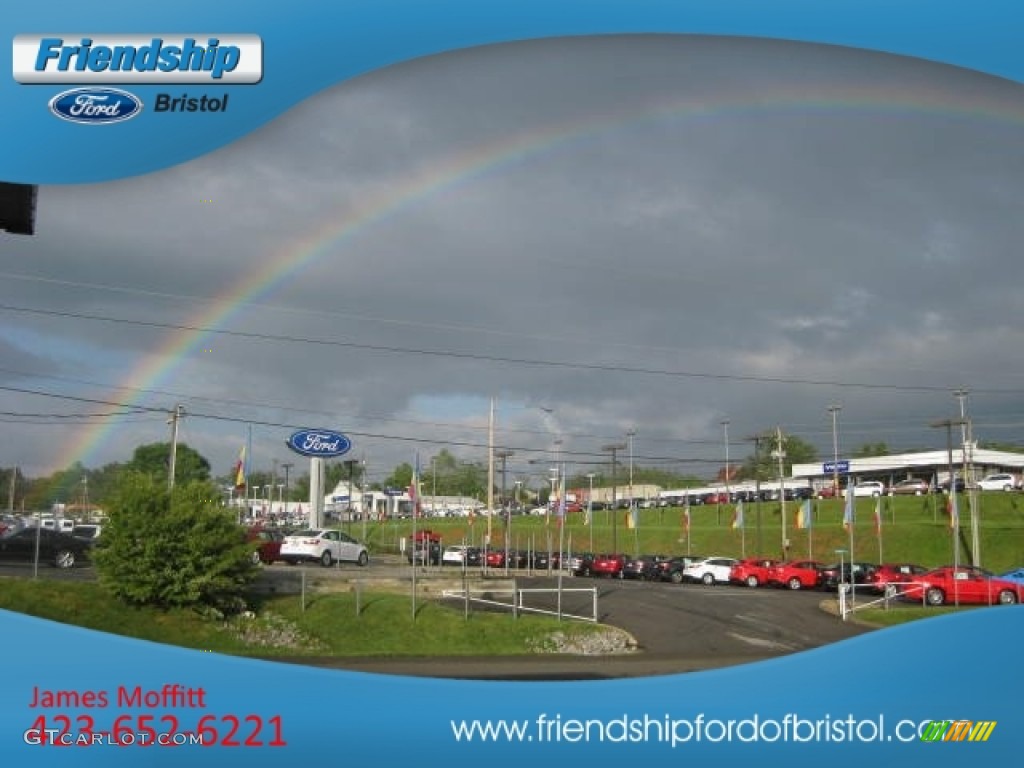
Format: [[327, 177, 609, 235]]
[[1, 35, 1022, 479]]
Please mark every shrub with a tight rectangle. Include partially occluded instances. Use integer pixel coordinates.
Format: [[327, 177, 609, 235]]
[[93, 472, 256, 613]]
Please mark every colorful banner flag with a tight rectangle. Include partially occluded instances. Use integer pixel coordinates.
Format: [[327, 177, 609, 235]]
[[626, 505, 636, 530], [731, 500, 744, 530], [233, 445, 246, 491], [683, 507, 691, 533], [948, 491, 959, 530], [556, 481, 566, 528], [796, 499, 812, 530], [873, 498, 882, 537], [843, 488, 855, 530]]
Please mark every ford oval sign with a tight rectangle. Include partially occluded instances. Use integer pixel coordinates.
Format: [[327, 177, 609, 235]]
[[286, 429, 352, 458], [49, 87, 143, 125]]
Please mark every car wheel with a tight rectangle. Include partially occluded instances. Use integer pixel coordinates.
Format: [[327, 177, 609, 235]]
[[670, 570, 683, 584], [925, 587, 945, 606], [745, 575, 759, 588], [251, 550, 262, 565], [702, 572, 715, 586], [55, 549, 76, 569], [285, 559, 298, 566], [357, 550, 369, 567], [787, 577, 802, 590], [321, 550, 333, 567], [997, 589, 1018, 605]]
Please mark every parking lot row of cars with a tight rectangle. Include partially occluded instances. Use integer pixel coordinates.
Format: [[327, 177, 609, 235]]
[[394, 543, 1024, 608]]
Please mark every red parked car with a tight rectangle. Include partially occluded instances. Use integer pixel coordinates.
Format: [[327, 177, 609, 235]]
[[869, 563, 929, 594], [901, 566, 1024, 606], [590, 553, 627, 578], [768, 560, 826, 590], [246, 528, 284, 564], [730, 558, 779, 588]]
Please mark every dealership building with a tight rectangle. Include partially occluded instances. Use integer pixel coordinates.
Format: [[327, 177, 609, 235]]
[[791, 445, 1024, 491]]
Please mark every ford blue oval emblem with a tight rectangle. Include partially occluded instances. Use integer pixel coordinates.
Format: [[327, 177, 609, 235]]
[[286, 429, 352, 458], [48, 87, 143, 125]]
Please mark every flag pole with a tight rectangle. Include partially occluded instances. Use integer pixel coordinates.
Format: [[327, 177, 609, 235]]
[[411, 452, 418, 620]]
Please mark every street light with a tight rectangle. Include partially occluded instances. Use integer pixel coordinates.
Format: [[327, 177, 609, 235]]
[[721, 419, 731, 503], [626, 429, 636, 510], [601, 442, 627, 553], [828, 405, 842, 499], [771, 427, 788, 560], [586, 472, 595, 554], [281, 462, 293, 521]]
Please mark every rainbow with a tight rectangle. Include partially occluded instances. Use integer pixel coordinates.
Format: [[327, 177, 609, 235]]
[[50, 78, 1024, 475]]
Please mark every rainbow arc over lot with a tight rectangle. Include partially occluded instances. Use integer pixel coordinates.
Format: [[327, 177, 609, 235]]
[[50, 80, 1024, 475]]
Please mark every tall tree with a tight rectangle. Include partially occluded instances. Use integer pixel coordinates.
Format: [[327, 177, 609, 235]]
[[127, 442, 211, 486], [737, 432, 818, 479]]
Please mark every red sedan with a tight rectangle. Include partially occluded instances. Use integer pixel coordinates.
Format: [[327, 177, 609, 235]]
[[901, 566, 1024, 606], [247, 528, 284, 564], [768, 560, 826, 590], [589, 553, 627, 578], [730, 558, 779, 588]]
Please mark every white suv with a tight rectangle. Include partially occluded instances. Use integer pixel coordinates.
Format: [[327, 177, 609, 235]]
[[976, 473, 1019, 492], [280, 529, 369, 567], [847, 481, 885, 498], [683, 556, 740, 585]]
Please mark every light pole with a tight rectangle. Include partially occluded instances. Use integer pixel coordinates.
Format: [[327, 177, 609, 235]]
[[601, 442, 627, 553], [828, 405, 842, 499], [586, 472, 595, 554], [771, 427, 788, 560], [954, 389, 980, 566], [281, 462, 293, 520], [721, 419, 731, 501], [627, 429, 636, 510]]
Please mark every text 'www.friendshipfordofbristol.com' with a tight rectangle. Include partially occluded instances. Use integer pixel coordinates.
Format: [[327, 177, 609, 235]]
[[450, 714, 941, 746]]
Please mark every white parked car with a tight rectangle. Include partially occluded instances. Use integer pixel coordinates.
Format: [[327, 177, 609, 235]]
[[976, 473, 1019, 492], [442, 545, 471, 565], [280, 529, 369, 567], [847, 481, 886, 498], [683, 556, 740, 585]]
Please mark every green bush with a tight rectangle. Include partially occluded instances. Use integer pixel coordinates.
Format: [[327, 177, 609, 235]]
[[93, 472, 256, 614]]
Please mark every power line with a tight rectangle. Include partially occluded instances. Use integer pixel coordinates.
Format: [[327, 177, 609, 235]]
[[1, 302, 1011, 393]]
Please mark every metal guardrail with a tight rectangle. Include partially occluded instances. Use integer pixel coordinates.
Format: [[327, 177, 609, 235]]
[[836, 577, 1015, 620], [441, 586, 598, 622]]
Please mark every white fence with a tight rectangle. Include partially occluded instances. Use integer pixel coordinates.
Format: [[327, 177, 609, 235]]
[[441, 586, 598, 622]]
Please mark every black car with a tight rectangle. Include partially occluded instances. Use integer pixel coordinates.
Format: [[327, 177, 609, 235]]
[[656, 554, 705, 584], [623, 554, 667, 580], [819, 562, 878, 591], [0, 526, 91, 569]]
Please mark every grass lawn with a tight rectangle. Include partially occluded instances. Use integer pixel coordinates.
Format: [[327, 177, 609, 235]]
[[0, 578, 607, 657], [356, 493, 1024, 572]]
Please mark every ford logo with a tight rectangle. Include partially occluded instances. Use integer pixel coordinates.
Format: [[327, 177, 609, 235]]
[[48, 87, 143, 124], [286, 429, 352, 458]]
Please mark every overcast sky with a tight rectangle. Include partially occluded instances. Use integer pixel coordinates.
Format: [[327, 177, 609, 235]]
[[2, 35, 1023, 492]]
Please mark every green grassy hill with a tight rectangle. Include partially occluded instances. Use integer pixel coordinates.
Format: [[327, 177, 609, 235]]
[[357, 493, 1024, 572]]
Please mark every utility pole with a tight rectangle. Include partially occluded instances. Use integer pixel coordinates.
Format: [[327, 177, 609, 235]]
[[602, 442, 627, 553], [745, 433, 767, 555], [627, 429, 636, 509], [167, 404, 185, 491]]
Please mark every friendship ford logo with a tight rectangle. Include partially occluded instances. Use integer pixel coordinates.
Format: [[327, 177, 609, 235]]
[[49, 87, 143, 124], [286, 429, 352, 458]]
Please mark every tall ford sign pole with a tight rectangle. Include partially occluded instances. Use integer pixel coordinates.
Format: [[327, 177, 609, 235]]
[[285, 430, 352, 529]]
